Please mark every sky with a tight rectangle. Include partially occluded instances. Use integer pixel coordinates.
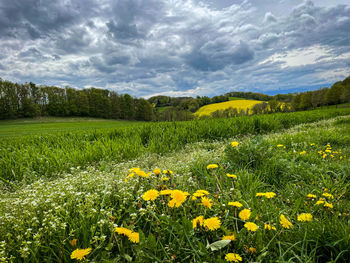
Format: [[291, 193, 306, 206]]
[[0, 0, 349, 98]]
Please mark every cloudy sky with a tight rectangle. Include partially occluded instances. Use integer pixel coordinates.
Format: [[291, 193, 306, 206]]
[[0, 0, 349, 97]]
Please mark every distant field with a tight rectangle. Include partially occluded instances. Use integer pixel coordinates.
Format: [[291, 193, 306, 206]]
[[195, 99, 262, 117], [0, 117, 144, 137]]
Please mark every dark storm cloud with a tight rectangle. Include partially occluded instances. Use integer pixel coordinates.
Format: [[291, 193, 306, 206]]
[[0, 0, 349, 97]]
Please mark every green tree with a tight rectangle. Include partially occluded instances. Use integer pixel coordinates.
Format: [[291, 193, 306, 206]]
[[136, 99, 154, 121]]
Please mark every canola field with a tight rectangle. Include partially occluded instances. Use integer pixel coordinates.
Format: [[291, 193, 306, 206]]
[[0, 108, 350, 262], [195, 100, 262, 117]]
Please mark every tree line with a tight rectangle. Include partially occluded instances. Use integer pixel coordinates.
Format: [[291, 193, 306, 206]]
[[0, 79, 154, 121], [0, 76, 349, 121]]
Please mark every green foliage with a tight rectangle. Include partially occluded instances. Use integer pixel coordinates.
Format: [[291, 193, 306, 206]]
[[1, 108, 350, 183]]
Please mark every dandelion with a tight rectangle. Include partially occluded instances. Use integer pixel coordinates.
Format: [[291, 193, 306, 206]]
[[323, 154, 327, 159], [322, 193, 334, 199], [161, 177, 169, 181], [70, 239, 77, 247], [248, 247, 257, 254], [192, 216, 204, 229], [70, 248, 92, 261], [129, 167, 140, 173], [142, 189, 159, 201], [207, 164, 218, 169], [114, 227, 132, 237], [264, 224, 276, 231], [201, 197, 213, 209], [310, 143, 315, 146], [226, 173, 237, 179], [280, 214, 293, 229], [127, 173, 134, 178], [325, 149, 332, 153], [222, 234, 236, 241], [228, 201, 243, 208], [307, 194, 317, 199], [203, 217, 221, 231], [128, 232, 140, 243], [196, 190, 210, 195], [231, 141, 239, 147], [136, 170, 150, 178], [168, 190, 187, 208], [277, 144, 284, 147], [256, 193, 265, 197], [239, 209, 251, 221], [315, 198, 325, 205], [297, 213, 313, 222], [264, 192, 276, 198], [244, 222, 258, 232], [225, 253, 242, 262], [153, 168, 161, 175], [300, 151, 306, 155], [324, 202, 333, 209]]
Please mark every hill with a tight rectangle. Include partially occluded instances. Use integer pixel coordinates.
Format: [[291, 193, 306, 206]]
[[194, 99, 262, 117]]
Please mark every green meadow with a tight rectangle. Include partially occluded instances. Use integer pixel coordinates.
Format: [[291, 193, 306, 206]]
[[0, 108, 350, 262]]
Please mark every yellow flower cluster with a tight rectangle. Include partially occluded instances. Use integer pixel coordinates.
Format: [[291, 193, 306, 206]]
[[280, 214, 293, 229], [297, 213, 313, 222], [225, 253, 242, 262], [192, 216, 221, 231]]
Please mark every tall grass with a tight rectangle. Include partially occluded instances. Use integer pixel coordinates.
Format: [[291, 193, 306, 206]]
[[1, 108, 350, 183]]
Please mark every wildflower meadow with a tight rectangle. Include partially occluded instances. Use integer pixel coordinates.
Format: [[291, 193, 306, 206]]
[[0, 109, 350, 262]]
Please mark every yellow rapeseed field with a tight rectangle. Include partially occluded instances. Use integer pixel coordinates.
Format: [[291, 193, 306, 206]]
[[195, 100, 262, 117]]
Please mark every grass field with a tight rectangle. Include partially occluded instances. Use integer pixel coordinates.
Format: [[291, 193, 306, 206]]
[[195, 100, 262, 117], [1, 109, 350, 262], [0, 117, 143, 138]]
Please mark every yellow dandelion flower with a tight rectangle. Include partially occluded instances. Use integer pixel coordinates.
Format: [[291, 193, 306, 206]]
[[161, 177, 169, 181], [297, 213, 313, 222], [239, 209, 251, 221], [153, 168, 161, 175], [142, 189, 159, 201], [228, 201, 243, 208], [307, 194, 317, 199], [70, 239, 78, 247], [325, 149, 332, 153], [324, 202, 333, 208], [191, 196, 197, 200], [264, 224, 276, 231], [249, 247, 257, 254], [264, 192, 276, 198], [322, 193, 334, 199], [318, 150, 323, 154], [196, 190, 210, 195], [114, 227, 133, 237], [226, 173, 237, 178], [203, 217, 221, 231], [225, 253, 242, 262], [256, 193, 265, 197], [280, 214, 293, 229], [231, 141, 239, 147], [222, 234, 236, 241], [192, 215, 204, 229], [310, 143, 315, 146], [207, 164, 218, 169], [136, 170, 150, 178], [300, 150, 306, 155], [201, 197, 213, 209], [193, 192, 205, 197], [244, 222, 258, 232], [128, 232, 140, 243], [323, 153, 327, 159], [277, 144, 284, 147], [315, 199, 325, 205], [71, 248, 92, 261], [127, 173, 134, 178], [168, 190, 187, 208]]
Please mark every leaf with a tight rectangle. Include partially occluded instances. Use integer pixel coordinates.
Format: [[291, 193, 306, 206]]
[[206, 239, 231, 251], [124, 254, 133, 262]]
